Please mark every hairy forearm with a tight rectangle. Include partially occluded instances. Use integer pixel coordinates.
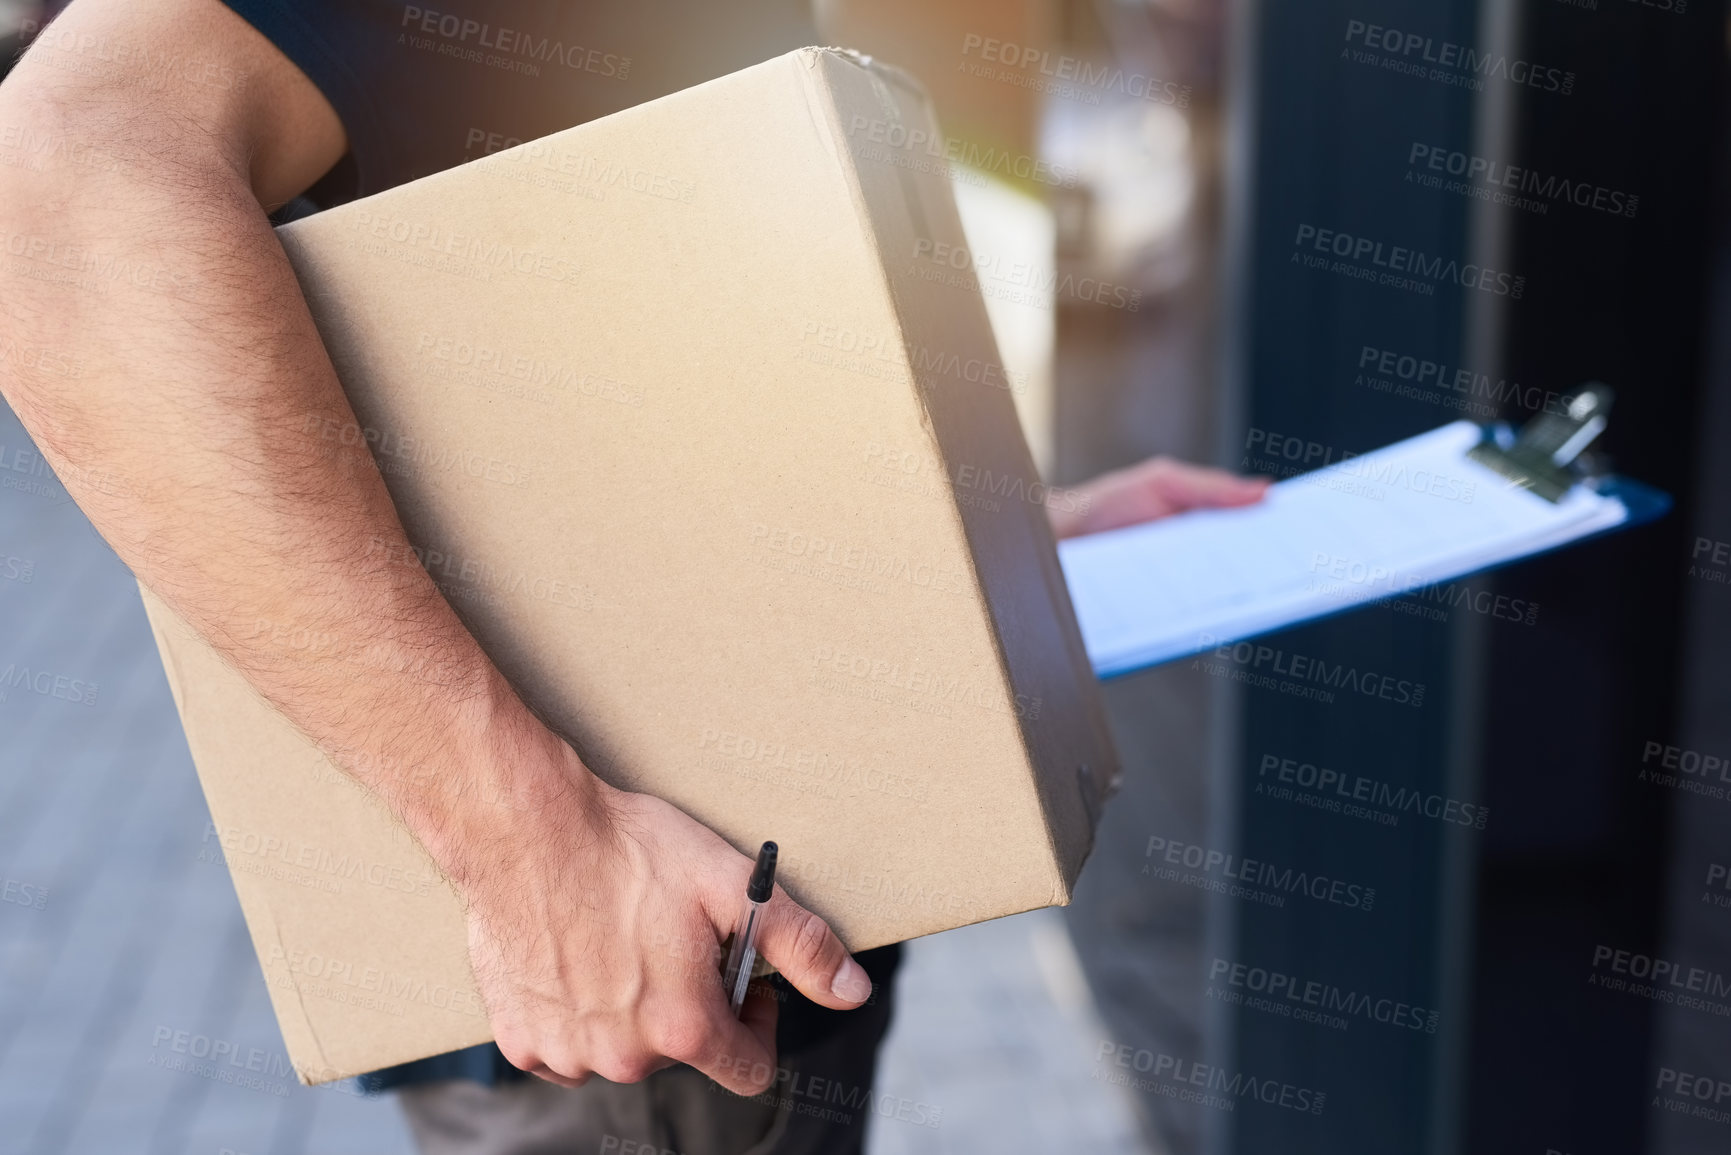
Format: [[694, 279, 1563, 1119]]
[[0, 16, 585, 879]]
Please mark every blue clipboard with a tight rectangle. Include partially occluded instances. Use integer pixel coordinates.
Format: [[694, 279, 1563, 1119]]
[[1060, 415, 1671, 681]]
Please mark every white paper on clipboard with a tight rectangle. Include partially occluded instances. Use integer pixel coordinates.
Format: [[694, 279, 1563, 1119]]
[[1058, 421, 1629, 678]]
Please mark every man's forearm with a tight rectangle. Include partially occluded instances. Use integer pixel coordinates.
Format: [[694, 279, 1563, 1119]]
[[0, 2, 583, 879]]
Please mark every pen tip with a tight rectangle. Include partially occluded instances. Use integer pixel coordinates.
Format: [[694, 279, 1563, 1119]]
[[748, 842, 778, 902]]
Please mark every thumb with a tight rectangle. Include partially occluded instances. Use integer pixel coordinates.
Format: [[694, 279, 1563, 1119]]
[[751, 888, 873, 1010]]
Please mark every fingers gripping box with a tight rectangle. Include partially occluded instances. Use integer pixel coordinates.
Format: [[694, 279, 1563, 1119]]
[[142, 47, 1117, 1082]]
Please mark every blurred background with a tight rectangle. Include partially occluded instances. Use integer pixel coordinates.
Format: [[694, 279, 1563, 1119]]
[[4, 0, 1731, 1152]]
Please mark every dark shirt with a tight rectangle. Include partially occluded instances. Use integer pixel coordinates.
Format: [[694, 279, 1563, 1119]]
[[213, 0, 818, 205]]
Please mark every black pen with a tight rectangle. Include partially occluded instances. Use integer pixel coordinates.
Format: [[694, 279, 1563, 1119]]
[[722, 841, 777, 1017]]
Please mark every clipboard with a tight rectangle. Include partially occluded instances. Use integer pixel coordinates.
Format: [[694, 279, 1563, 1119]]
[[1059, 385, 1671, 680]]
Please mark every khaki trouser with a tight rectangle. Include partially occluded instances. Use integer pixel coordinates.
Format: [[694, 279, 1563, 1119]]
[[397, 944, 902, 1155]]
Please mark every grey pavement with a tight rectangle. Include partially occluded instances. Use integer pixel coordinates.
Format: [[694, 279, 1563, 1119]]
[[871, 910, 1148, 1155], [0, 397, 1146, 1155]]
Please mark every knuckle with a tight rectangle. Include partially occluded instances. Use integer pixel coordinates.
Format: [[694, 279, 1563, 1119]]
[[789, 908, 835, 973], [493, 1034, 540, 1074], [539, 1045, 587, 1080], [650, 1016, 711, 1063], [596, 1051, 657, 1085], [711, 1050, 769, 1092]]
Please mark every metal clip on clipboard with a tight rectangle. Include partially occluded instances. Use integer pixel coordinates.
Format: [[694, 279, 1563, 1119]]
[[1059, 381, 1671, 679], [1466, 382, 1613, 502]]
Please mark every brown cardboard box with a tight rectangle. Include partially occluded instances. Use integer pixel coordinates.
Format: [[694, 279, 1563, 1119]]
[[142, 46, 1116, 1084]]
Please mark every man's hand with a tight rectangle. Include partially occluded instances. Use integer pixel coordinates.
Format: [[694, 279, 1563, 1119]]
[[0, 0, 864, 1093], [1050, 456, 1270, 539], [462, 756, 871, 1088]]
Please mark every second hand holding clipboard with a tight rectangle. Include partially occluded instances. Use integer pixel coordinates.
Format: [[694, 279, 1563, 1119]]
[[1059, 384, 1670, 680]]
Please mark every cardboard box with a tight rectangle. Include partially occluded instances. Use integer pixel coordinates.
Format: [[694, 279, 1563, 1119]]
[[815, 0, 1053, 166], [143, 46, 1117, 1083]]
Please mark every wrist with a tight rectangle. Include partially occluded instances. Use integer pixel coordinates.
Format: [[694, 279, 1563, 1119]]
[[365, 671, 608, 889]]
